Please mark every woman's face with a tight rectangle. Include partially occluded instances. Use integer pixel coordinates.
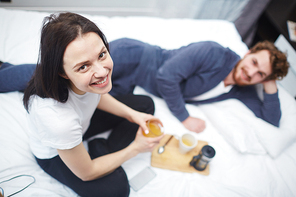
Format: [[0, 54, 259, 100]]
[[62, 32, 113, 95]]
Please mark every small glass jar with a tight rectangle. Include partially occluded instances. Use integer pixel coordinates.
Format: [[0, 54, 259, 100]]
[[190, 145, 215, 171], [143, 119, 164, 137]]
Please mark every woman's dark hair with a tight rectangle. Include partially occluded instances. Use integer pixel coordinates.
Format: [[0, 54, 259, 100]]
[[23, 12, 109, 111], [249, 41, 289, 81]]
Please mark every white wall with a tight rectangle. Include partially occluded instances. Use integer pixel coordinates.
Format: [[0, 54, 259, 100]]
[[0, 0, 248, 21], [0, 0, 159, 16]]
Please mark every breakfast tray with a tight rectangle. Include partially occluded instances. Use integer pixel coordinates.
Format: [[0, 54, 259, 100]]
[[151, 134, 209, 175]]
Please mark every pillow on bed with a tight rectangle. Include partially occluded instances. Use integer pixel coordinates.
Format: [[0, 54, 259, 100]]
[[254, 85, 296, 158], [199, 99, 267, 155], [200, 85, 296, 158]]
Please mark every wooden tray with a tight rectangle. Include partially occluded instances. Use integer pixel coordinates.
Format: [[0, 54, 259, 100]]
[[151, 134, 209, 175]]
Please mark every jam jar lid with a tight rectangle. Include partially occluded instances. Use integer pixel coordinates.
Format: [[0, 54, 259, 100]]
[[201, 145, 216, 158]]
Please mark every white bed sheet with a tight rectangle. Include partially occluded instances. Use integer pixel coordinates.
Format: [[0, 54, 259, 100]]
[[1, 8, 296, 197]]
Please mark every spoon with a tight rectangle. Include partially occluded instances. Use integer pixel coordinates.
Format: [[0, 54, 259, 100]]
[[158, 135, 174, 154]]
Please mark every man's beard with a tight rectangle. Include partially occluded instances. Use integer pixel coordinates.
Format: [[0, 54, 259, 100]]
[[232, 60, 249, 86]]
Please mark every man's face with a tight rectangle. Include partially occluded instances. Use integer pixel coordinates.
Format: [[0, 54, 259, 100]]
[[233, 50, 272, 86]]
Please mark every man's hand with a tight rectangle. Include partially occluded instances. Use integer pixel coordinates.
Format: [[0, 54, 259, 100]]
[[182, 116, 206, 133], [262, 80, 277, 94]]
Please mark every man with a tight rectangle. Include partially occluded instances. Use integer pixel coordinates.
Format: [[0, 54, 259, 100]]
[[109, 38, 289, 133]]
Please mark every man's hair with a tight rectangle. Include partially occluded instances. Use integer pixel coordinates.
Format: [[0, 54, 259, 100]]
[[249, 41, 289, 81]]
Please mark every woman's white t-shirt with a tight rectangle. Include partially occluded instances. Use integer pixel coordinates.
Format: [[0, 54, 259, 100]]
[[27, 90, 101, 159]]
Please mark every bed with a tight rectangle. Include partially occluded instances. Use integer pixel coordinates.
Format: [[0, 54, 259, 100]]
[[1, 8, 296, 197]]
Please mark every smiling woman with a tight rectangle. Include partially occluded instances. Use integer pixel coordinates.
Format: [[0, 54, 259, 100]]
[[61, 32, 113, 95], [21, 12, 164, 197]]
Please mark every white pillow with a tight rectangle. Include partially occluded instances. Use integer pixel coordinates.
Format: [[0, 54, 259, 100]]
[[199, 100, 267, 155], [200, 85, 296, 158], [254, 85, 296, 158]]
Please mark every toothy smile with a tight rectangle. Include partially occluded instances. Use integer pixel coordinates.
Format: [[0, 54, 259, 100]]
[[93, 76, 107, 85]]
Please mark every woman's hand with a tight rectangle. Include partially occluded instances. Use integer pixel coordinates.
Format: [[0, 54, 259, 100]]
[[126, 110, 156, 134], [131, 127, 165, 154]]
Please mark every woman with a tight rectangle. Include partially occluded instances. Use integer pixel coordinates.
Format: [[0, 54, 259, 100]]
[[22, 12, 164, 197]]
